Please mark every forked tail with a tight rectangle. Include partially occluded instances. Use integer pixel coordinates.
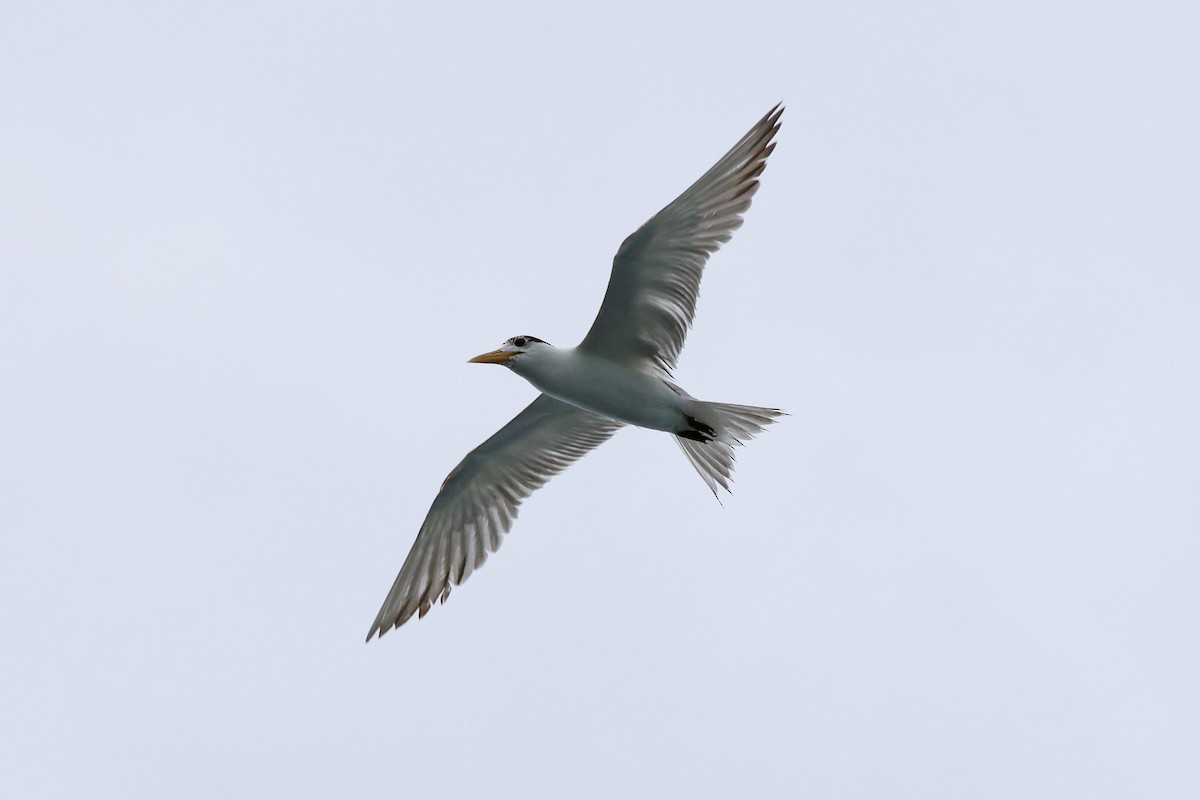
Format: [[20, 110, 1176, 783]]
[[674, 401, 784, 496]]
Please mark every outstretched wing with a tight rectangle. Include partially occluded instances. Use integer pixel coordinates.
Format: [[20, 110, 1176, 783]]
[[368, 394, 622, 639], [578, 105, 782, 373]]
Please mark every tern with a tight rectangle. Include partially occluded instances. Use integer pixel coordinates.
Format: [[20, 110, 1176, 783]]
[[368, 105, 785, 639]]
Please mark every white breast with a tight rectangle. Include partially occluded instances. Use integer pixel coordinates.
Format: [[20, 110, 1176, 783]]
[[511, 346, 687, 432]]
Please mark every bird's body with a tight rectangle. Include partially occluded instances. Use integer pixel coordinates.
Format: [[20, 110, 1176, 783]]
[[368, 105, 786, 639], [511, 344, 687, 433]]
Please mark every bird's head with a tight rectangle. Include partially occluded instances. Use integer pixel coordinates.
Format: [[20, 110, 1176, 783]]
[[467, 335, 549, 367]]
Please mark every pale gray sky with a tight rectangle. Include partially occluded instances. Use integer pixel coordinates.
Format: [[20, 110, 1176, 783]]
[[2, 2, 1198, 798]]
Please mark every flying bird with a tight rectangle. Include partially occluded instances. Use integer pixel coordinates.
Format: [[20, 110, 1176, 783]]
[[368, 105, 785, 640]]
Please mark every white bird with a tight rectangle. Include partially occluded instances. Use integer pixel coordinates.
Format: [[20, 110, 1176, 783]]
[[368, 105, 785, 639]]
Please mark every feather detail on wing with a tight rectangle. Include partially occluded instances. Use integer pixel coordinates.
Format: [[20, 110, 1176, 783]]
[[367, 395, 622, 640], [578, 105, 783, 373]]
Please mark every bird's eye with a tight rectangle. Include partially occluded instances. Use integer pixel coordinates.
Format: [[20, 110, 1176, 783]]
[[513, 337, 527, 348]]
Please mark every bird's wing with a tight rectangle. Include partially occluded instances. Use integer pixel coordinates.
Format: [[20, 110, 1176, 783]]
[[577, 105, 782, 373], [368, 394, 622, 639]]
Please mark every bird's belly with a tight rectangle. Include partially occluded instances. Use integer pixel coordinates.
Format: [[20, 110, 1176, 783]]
[[523, 357, 684, 432]]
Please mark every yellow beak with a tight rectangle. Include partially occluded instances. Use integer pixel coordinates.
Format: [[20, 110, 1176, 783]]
[[467, 348, 517, 365]]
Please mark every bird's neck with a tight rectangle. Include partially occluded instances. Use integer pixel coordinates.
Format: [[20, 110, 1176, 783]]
[[510, 345, 569, 387]]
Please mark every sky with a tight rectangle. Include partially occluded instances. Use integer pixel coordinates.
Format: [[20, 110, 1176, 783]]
[[2, 1, 1198, 797]]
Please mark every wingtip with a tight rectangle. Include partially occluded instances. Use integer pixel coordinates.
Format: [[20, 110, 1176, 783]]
[[366, 616, 393, 643]]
